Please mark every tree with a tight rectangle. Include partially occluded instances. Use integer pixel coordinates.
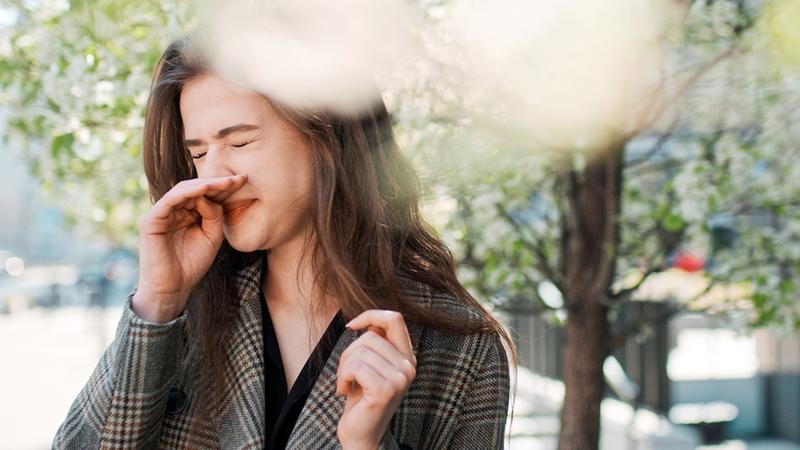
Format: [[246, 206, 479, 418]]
[[3, 1, 799, 449], [388, 0, 800, 449], [0, 0, 194, 246]]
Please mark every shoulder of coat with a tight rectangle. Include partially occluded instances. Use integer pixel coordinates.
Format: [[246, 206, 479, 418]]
[[397, 274, 489, 326]]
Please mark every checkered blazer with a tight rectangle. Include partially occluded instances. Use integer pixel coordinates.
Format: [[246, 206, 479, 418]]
[[52, 256, 511, 449]]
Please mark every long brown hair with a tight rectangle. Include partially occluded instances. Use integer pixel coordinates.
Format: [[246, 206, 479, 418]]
[[142, 36, 517, 432]]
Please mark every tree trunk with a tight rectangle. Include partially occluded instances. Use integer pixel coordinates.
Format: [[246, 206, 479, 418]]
[[558, 296, 609, 450], [557, 148, 623, 450]]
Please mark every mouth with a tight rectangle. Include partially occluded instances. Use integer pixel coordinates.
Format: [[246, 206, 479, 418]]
[[223, 199, 256, 222]]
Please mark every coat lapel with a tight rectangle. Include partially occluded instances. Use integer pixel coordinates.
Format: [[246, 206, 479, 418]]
[[285, 276, 431, 448], [219, 254, 432, 449], [217, 258, 267, 449]]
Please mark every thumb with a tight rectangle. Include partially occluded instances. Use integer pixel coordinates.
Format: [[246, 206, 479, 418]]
[[367, 325, 386, 339], [195, 196, 224, 240]]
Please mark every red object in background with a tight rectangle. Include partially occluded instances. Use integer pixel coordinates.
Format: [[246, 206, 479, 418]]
[[672, 252, 705, 272]]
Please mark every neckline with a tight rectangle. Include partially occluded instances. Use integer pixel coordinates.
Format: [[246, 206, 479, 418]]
[[258, 289, 344, 394]]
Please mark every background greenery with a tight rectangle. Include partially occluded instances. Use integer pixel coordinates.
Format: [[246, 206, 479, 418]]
[[2, 1, 799, 448]]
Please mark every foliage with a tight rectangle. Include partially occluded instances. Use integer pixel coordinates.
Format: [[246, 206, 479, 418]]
[[391, 0, 800, 331], [1, 0, 799, 330], [0, 0, 194, 246]]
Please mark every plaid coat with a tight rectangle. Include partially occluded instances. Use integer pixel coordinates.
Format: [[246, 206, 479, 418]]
[[52, 256, 511, 449]]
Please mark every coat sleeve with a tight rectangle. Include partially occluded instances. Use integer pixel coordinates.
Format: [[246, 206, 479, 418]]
[[377, 431, 401, 450], [52, 289, 188, 449], [448, 333, 511, 449]]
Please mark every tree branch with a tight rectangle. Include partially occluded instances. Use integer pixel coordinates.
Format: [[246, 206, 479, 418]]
[[494, 202, 565, 291], [683, 278, 718, 307], [606, 263, 667, 306], [637, 44, 739, 133], [623, 120, 681, 170]]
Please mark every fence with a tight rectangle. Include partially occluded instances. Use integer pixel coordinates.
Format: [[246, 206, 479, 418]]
[[499, 300, 673, 412]]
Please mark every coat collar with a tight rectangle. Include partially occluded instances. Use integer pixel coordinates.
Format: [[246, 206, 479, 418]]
[[217, 255, 430, 448]]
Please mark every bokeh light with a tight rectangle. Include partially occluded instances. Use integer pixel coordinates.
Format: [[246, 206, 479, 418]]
[[5, 256, 25, 276]]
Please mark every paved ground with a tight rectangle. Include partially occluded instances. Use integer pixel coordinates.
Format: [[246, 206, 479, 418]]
[[1, 305, 799, 450], [700, 440, 800, 450], [506, 365, 800, 449], [0, 305, 121, 449]]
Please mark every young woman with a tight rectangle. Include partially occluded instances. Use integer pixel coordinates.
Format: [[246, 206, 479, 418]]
[[53, 36, 516, 450]]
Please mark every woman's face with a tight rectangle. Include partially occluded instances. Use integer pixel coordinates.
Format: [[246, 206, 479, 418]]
[[180, 72, 315, 253]]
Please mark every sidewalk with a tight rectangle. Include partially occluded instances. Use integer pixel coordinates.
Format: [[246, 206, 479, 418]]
[[700, 440, 800, 450], [506, 367, 800, 450], [507, 366, 700, 450], [0, 305, 122, 449]]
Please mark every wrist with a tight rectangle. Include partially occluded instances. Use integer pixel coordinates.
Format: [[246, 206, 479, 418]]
[[131, 290, 186, 324], [337, 432, 380, 450], [338, 441, 378, 450]]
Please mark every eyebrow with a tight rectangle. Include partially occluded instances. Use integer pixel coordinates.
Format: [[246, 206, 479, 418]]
[[183, 123, 260, 147]]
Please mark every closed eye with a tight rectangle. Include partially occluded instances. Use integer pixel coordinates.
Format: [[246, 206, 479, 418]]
[[187, 138, 255, 159], [232, 140, 254, 148]]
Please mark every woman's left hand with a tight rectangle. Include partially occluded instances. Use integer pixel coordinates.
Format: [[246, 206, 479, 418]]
[[336, 309, 417, 450]]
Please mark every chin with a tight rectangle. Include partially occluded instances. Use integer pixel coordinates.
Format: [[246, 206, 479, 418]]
[[223, 229, 269, 253]]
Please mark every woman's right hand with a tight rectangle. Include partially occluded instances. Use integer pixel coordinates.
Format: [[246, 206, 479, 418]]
[[131, 174, 248, 324]]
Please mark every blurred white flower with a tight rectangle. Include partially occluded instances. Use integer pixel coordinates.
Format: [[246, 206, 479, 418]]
[[199, 0, 420, 114], [450, 0, 681, 153], [75, 137, 103, 161], [91, 207, 107, 222], [76, 127, 91, 144], [94, 80, 115, 105], [110, 130, 126, 143]]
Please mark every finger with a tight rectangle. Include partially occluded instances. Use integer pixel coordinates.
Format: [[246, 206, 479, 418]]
[[345, 310, 415, 363], [189, 174, 248, 202], [204, 182, 248, 203], [171, 175, 246, 202], [340, 331, 416, 379], [149, 183, 212, 223], [338, 360, 393, 407], [201, 175, 249, 203], [174, 174, 245, 194], [338, 342, 394, 390], [166, 185, 215, 218], [151, 175, 245, 220], [338, 345, 411, 396], [194, 195, 224, 237]]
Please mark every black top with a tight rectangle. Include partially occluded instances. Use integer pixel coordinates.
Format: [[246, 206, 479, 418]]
[[259, 289, 346, 450]]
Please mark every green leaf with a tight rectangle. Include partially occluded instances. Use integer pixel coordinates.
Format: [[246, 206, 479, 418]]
[[50, 133, 75, 159], [751, 292, 769, 308], [662, 213, 686, 233]]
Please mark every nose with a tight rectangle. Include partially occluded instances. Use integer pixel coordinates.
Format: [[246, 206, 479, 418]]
[[197, 144, 236, 179]]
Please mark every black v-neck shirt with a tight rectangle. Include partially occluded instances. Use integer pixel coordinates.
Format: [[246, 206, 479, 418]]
[[258, 289, 346, 449]]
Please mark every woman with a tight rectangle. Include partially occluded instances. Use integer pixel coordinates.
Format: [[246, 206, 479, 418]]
[[53, 36, 516, 450]]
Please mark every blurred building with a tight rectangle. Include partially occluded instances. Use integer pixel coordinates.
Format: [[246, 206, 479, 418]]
[[755, 330, 800, 443], [504, 278, 800, 446], [0, 108, 135, 312]]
